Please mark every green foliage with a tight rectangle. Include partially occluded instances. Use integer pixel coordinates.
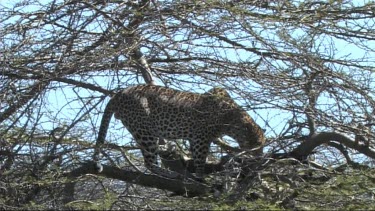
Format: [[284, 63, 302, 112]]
[[291, 169, 375, 210], [212, 199, 283, 211], [25, 201, 47, 210], [65, 191, 118, 210], [210, 168, 375, 211], [143, 168, 375, 210]]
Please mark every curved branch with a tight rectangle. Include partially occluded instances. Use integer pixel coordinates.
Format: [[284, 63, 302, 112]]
[[290, 132, 375, 160], [131, 50, 156, 85], [326, 141, 352, 164]]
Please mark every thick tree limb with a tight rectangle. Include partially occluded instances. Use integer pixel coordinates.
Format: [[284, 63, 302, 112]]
[[290, 132, 375, 160], [64, 161, 210, 201]]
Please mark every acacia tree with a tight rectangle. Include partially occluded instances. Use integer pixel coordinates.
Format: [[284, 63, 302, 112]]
[[1, 0, 375, 209]]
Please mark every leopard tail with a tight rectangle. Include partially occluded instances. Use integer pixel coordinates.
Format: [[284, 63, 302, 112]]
[[93, 99, 114, 162]]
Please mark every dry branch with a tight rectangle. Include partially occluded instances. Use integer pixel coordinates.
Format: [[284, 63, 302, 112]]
[[0, 81, 49, 124], [64, 161, 210, 202], [290, 132, 375, 160]]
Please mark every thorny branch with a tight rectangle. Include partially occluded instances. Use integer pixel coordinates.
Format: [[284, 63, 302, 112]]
[[1, 0, 375, 208]]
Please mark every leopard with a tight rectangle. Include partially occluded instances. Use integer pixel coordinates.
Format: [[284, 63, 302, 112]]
[[93, 84, 265, 179]]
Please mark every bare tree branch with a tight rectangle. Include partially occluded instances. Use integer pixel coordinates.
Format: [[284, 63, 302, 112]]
[[291, 132, 375, 160], [0, 81, 49, 124], [65, 161, 210, 197]]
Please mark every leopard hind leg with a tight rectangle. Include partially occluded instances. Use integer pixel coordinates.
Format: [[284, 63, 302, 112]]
[[190, 139, 210, 179], [137, 135, 182, 179]]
